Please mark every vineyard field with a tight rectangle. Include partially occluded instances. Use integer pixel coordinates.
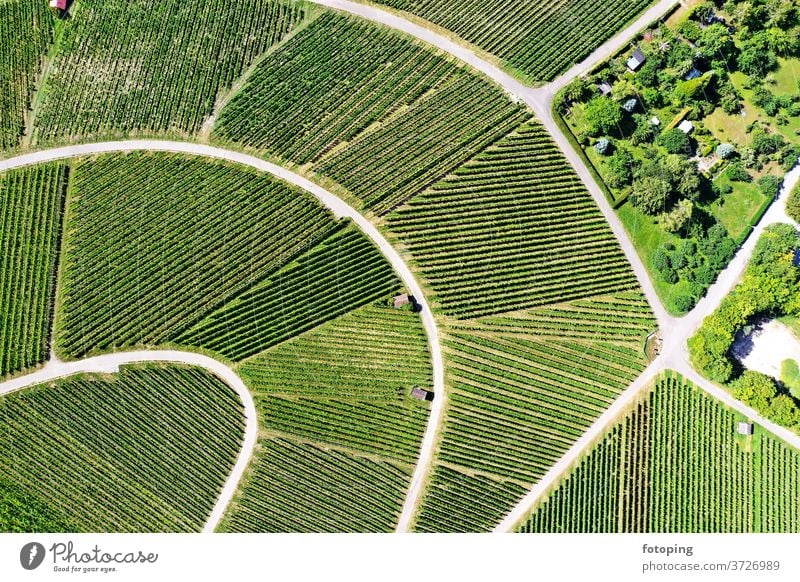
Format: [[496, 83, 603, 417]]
[[414, 292, 655, 531], [0, 365, 245, 532], [214, 11, 526, 214], [388, 121, 640, 318], [374, 0, 655, 81], [178, 226, 400, 361], [0, 0, 53, 150], [518, 373, 800, 533], [0, 477, 77, 533], [0, 163, 67, 378], [222, 303, 432, 531], [32, 0, 302, 143], [56, 152, 339, 358]]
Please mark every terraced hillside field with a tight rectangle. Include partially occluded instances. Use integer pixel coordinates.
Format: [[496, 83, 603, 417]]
[[372, 114, 657, 531], [56, 152, 356, 358], [0, 163, 67, 378], [0, 0, 53, 150], [518, 373, 800, 533], [31, 0, 303, 144], [214, 11, 527, 214], [374, 0, 655, 81], [387, 121, 642, 318], [414, 292, 655, 531], [221, 303, 432, 532], [0, 365, 245, 532]]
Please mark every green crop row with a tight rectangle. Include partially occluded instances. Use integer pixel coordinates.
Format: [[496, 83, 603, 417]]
[[213, 11, 527, 214], [0, 0, 52, 150], [388, 122, 641, 319], [178, 227, 400, 361], [32, 0, 302, 143], [374, 0, 654, 81], [413, 293, 653, 531], [0, 364, 245, 532], [0, 163, 66, 378], [518, 372, 800, 533], [220, 438, 412, 532], [221, 302, 433, 531], [56, 152, 339, 358]]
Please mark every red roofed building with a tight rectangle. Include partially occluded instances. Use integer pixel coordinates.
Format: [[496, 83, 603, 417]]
[[49, 0, 67, 10]]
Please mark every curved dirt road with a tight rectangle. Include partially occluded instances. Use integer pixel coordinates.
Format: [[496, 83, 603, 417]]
[[0, 350, 257, 533]]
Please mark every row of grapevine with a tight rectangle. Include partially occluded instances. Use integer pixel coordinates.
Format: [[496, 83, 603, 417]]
[[413, 293, 655, 531], [214, 12, 457, 165], [178, 226, 401, 361], [32, 0, 302, 143], [414, 466, 528, 532], [221, 439, 412, 532], [213, 11, 527, 214], [0, 163, 66, 378], [0, 365, 245, 532], [239, 304, 432, 400], [0, 476, 77, 533], [0, 0, 53, 150], [221, 302, 433, 531], [518, 372, 800, 533], [374, 0, 654, 81], [388, 122, 641, 319], [56, 152, 339, 358]]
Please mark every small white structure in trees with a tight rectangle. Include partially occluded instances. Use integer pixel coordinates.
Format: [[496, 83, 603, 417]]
[[678, 120, 695, 134]]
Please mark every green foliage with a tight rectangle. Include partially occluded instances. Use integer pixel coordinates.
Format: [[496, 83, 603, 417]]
[[631, 175, 671, 214], [0, 365, 245, 532], [658, 127, 692, 155], [0, 1, 53, 149], [758, 175, 782, 198], [216, 12, 527, 214], [738, 32, 778, 78], [0, 478, 77, 533], [0, 164, 66, 377], [584, 96, 623, 136], [726, 161, 752, 182], [658, 199, 694, 234], [518, 373, 800, 533], [180, 227, 401, 361], [731, 371, 778, 411], [782, 359, 800, 399], [787, 183, 800, 223], [35, 0, 302, 142], [675, 71, 715, 102], [606, 148, 636, 187], [690, 224, 800, 388]]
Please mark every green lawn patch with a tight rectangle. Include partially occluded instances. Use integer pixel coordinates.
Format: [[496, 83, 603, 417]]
[[782, 359, 800, 399]]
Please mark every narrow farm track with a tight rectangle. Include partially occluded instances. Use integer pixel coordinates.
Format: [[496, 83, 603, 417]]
[[0, 350, 257, 533], [0, 140, 445, 533]]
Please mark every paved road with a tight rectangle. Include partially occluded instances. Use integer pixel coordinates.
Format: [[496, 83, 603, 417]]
[[0, 140, 445, 534], [0, 350, 258, 533]]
